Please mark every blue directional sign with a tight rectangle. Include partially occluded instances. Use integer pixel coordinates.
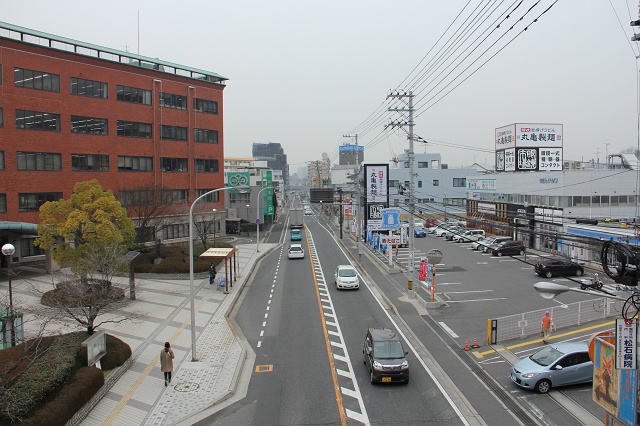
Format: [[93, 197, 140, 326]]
[[380, 208, 400, 230]]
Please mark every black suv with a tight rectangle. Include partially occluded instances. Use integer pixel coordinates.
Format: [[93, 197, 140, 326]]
[[363, 327, 409, 384], [491, 240, 525, 256]]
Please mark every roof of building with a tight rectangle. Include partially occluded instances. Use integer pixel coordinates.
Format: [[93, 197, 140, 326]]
[[0, 21, 227, 85], [0, 221, 38, 235]]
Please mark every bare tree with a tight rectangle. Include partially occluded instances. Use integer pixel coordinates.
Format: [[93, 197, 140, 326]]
[[38, 243, 141, 335], [120, 184, 171, 243], [193, 209, 218, 250]]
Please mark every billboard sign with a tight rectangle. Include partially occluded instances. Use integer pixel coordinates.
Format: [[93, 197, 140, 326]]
[[367, 203, 385, 230], [364, 164, 388, 203], [495, 123, 563, 172], [515, 124, 563, 148], [227, 172, 251, 193], [339, 145, 364, 152]]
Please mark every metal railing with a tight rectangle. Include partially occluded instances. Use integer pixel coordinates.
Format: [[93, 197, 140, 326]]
[[490, 297, 621, 343]]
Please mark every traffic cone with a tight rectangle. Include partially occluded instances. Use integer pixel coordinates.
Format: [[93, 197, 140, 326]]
[[472, 338, 479, 349], [463, 340, 470, 351]]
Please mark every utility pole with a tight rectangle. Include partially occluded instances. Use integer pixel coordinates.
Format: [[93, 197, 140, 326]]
[[604, 142, 611, 167], [386, 90, 416, 298], [343, 134, 360, 255]]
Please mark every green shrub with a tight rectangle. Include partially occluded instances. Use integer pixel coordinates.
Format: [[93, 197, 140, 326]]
[[99, 335, 132, 371], [21, 366, 104, 426], [132, 243, 227, 273], [0, 332, 86, 423], [0, 333, 131, 424]]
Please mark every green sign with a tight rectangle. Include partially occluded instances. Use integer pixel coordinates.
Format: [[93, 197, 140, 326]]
[[227, 172, 251, 194]]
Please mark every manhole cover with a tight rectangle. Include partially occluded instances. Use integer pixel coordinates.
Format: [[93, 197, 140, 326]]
[[174, 382, 200, 392]]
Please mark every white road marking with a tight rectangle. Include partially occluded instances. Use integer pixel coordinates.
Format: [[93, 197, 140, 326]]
[[262, 321, 266, 327], [446, 298, 508, 303], [442, 290, 493, 294], [260, 330, 264, 337], [257, 341, 262, 348], [438, 321, 459, 338]]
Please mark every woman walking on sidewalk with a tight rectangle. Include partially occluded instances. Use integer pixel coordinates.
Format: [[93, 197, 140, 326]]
[[160, 342, 175, 386]]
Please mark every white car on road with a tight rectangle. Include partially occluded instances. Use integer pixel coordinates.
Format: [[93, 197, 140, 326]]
[[334, 265, 359, 290]]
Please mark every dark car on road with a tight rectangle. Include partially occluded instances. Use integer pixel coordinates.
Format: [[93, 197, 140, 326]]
[[535, 257, 584, 278], [363, 327, 409, 384], [491, 240, 525, 256]]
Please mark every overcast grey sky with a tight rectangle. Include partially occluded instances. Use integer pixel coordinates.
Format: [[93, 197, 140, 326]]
[[4, 1, 640, 171]]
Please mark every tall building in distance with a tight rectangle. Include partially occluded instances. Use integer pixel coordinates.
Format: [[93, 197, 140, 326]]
[[252, 142, 288, 186], [0, 21, 227, 265], [338, 144, 364, 166]]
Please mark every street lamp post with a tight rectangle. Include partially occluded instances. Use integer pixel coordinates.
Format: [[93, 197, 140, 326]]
[[1, 244, 16, 347], [256, 186, 273, 253], [533, 281, 627, 302], [189, 186, 247, 361]]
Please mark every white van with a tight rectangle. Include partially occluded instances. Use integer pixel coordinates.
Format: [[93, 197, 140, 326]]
[[452, 229, 485, 243]]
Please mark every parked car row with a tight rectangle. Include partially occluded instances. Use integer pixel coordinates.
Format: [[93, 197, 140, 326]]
[[429, 223, 527, 257]]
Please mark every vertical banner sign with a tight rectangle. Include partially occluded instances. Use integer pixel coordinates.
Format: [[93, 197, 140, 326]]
[[364, 164, 388, 203], [615, 319, 637, 370]]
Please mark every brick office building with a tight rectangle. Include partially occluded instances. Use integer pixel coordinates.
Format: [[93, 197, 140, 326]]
[[0, 22, 227, 267]]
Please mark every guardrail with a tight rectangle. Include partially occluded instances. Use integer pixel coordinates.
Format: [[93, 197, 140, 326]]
[[488, 297, 621, 344]]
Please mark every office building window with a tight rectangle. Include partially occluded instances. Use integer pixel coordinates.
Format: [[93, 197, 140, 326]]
[[118, 190, 154, 206], [160, 125, 187, 141], [0, 194, 5, 213], [194, 159, 218, 173], [453, 178, 466, 187], [161, 157, 188, 172], [71, 116, 108, 135], [0, 64, 2, 84], [20, 238, 44, 257], [418, 162, 428, 168], [0, 151, 4, 170], [195, 189, 220, 202], [16, 110, 60, 131], [0, 108, 3, 127], [17, 152, 62, 171], [72, 154, 109, 171], [116, 85, 152, 105], [70, 77, 108, 98], [162, 223, 188, 239], [117, 120, 152, 138], [14, 68, 60, 92], [117, 156, 153, 172], [193, 98, 218, 114], [19, 192, 63, 212], [194, 128, 218, 144], [161, 189, 188, 204], [160, 92, 187, 109], [433, 180, 439, 186], [417, 181, 422, 188]]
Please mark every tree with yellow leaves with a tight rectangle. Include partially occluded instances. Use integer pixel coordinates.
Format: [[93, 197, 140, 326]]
[[35, 179, 135, 276]]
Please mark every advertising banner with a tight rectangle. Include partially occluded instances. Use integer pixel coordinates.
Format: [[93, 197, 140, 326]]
[[515, 124, 563, 148], [364, 164, 388, 203]]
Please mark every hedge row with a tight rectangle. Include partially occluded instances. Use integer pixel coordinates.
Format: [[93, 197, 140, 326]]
[[0, 332, 87, 423]]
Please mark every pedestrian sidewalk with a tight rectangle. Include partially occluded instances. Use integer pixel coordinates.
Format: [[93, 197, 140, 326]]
[[75, 242, 276, 426]]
